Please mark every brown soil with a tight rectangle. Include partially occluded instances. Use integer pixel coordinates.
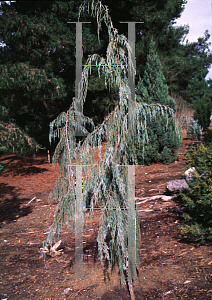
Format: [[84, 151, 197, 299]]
[[0, 138, 211, 300]]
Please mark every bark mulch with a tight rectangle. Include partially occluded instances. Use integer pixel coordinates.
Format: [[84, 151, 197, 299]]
[[0, 139, 211, 299]]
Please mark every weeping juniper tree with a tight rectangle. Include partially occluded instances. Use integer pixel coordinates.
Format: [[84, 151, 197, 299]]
[[44, 0, 180, 298]]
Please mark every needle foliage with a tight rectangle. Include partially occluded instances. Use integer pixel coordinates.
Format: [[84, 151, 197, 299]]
[[45, 0, 181, 288]]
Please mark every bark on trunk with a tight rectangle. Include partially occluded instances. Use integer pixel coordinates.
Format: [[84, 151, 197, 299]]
[[128, 279, 136, 300]]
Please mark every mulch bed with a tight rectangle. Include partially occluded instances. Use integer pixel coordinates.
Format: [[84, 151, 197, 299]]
[[0, 139, 211, 299]]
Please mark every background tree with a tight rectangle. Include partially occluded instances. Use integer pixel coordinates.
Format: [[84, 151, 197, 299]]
[[0, 0, 119, 147], [159, 29, 212, 103], [135, 38, 181, 165], [1, 0, 212, 150], [193, 93, 212, 130], [97, 0, 212, 103], [0, 62, 67, 144], [0, 118, 42, 172], [0, 99, 42, 171]]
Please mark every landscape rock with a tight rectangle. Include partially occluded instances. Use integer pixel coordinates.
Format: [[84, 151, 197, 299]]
[[167, 179, 190, 192], [184, 167, 209, 182], [184, 167, 198, 181]]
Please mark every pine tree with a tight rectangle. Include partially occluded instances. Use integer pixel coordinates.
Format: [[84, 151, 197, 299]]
[[0, 1, 120, 145], [0, 0, 101, 146], [1, 0, 212, 143], [135, 38, 181, 165], [157, 26, 212, 103], [0, 102, 42, 171], [0, 119, 42, 172], [0, 121, 42, 156], [44, 1, 180, 298]]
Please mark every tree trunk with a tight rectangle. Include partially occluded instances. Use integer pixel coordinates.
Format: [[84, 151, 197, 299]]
[[128, 279, 136, 300]]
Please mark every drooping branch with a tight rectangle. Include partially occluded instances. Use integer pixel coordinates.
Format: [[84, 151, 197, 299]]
[[45, 1, 181, 296], [0, 121, 42, 155]]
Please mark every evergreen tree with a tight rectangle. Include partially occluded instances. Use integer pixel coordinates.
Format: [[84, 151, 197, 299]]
[[136, 39, 176, 110], [1, 0, 212, 143], [44, 2, 180, 298], [102, 0, 212, 104], [0, 120, 42, 156], [0, 62, 67, 145], [0, 0, 106, 146], [186, 116, 203, 141], [193, 93, 212, 130], [135, 38, 181, 165], [157, 27, 212, 103], [0, 119, 42, 172], [0, 101, 42, 171]]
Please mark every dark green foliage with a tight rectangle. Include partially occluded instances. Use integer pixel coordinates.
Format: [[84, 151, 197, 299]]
[[0, 0, 104, 147], [1, 0, 212, 146], [204, 129, 212, 144], [0, 119, 43, 172], [0, 121, 42, 156], [135, 39, 181, 165], [0, 146, 7, 172], [179, 143, 212, 243], [0, 63, 67, 145], [159, 29, 212, 103], [193, 94, 212, 130], [84, 68, 119, 125]]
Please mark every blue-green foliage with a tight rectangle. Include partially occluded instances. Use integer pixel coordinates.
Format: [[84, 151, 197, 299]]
[[186, 116, 203, 140], [133, 111, 181, 165], [204, 128, 212, 144], [45, 3, 183, 289], [135, 38, 181, 165]]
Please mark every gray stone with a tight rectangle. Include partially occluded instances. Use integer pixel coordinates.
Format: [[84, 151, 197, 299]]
[[184, 167, 209, 182], [184, 167, 198, 181], [167, 179, 190, 192]]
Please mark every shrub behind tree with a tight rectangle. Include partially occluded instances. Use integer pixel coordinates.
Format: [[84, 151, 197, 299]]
[[135, 38, 181, 165], [193, 94, 212, 130]]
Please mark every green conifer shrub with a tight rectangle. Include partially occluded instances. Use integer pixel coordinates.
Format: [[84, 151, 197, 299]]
[[133, 111, 181, 165], [193, 94, 212, 130], [135, 38, 181, 165], [179, 143, 212, 243]]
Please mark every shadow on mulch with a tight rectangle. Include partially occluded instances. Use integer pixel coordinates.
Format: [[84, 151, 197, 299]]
[[0, 183, 32, 225], [9, 165, 48, 176], [101, 286, 161, 300], [0, 153, 49, 176]]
